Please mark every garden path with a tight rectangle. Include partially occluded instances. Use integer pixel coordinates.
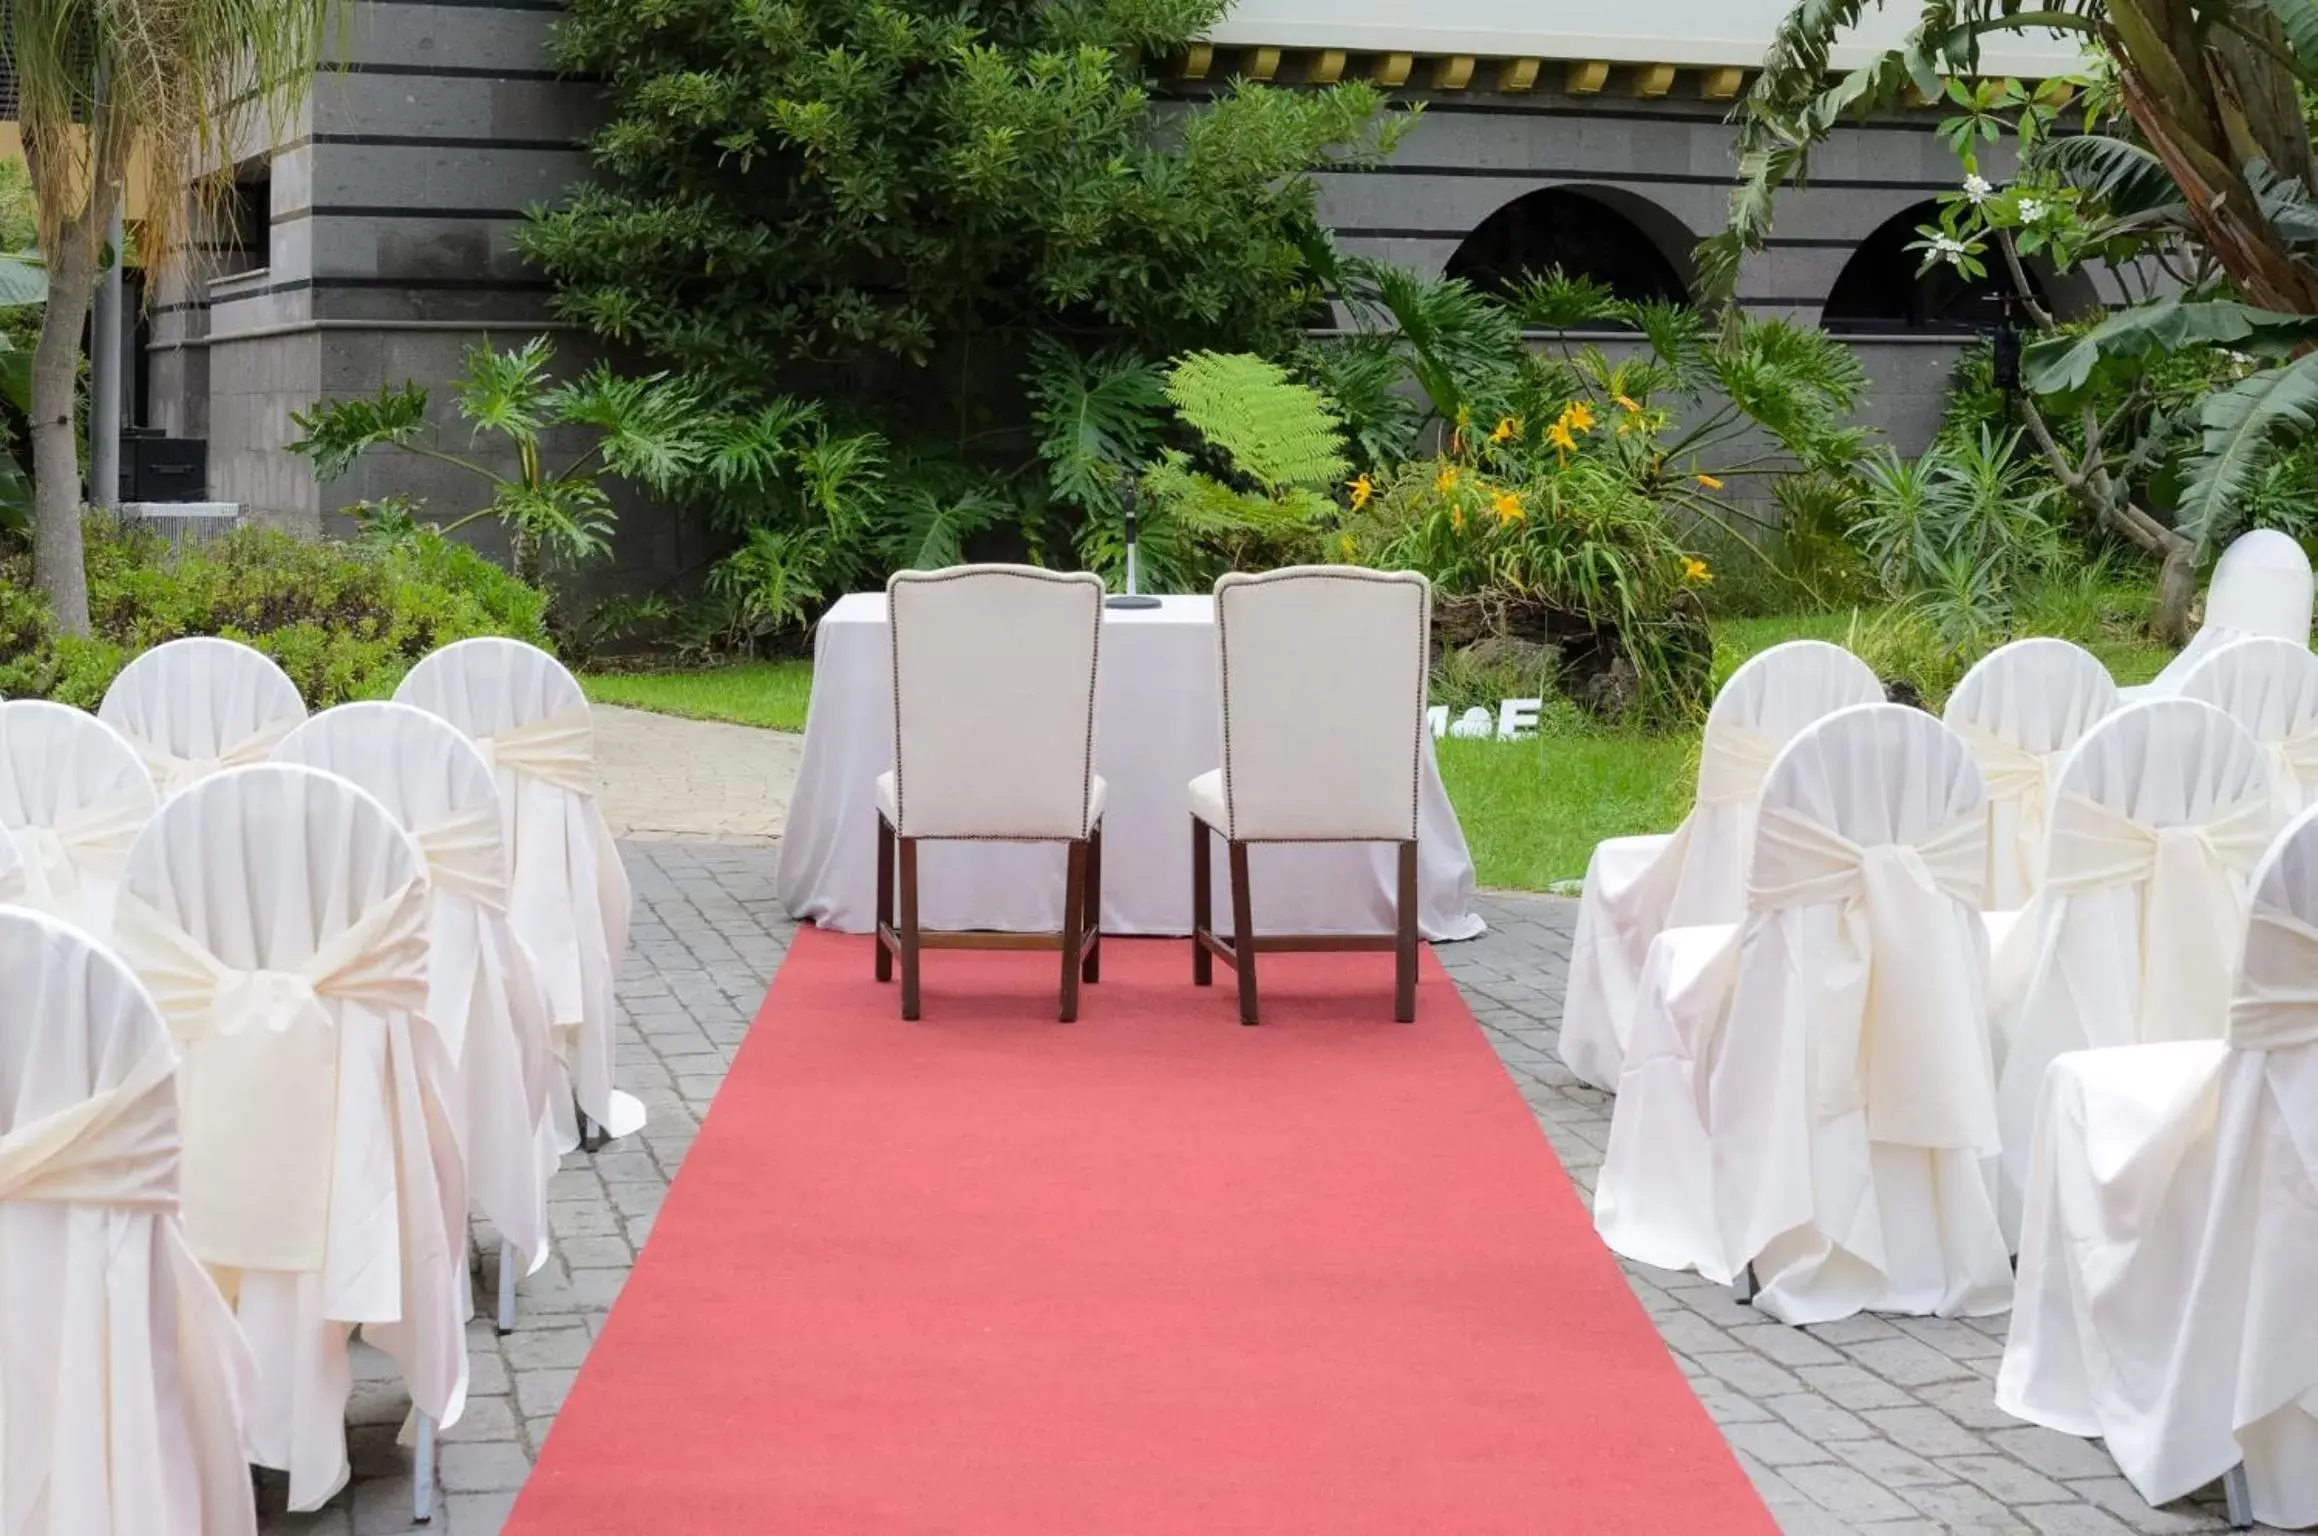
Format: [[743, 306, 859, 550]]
[[591, 704, 801, 845]]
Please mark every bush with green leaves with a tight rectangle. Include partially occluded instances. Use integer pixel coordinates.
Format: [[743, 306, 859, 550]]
[[0, 518, 548, 706]]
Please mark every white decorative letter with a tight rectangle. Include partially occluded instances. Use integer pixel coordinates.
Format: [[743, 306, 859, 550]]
[[1497, 698, 1542, 740]]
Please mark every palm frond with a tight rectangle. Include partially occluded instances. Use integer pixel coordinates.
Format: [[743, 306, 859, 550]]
[[2178, 352, 2318, 555], [2028, 133, 2182, 220], [2023, 297, 2318, 394]]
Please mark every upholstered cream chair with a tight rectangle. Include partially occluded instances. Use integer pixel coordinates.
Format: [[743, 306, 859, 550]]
[[1189, 566, 1430, 1024], [879, 565, 1108, 1021]]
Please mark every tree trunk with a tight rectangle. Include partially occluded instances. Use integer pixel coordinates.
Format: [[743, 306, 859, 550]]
[[2154, 531, 2197, 644], [29, 210, 101, 638]]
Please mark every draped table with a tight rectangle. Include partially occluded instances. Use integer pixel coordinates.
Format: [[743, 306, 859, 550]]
[[774, 593, 1485, 940]]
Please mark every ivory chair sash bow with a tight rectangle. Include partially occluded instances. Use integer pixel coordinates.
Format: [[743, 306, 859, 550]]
[[2180, 635, 2318, 824], [113, 765, 467, 1515], [395, 637, 642, 1146], [1596, 704, 2012, 1324], [98, 637, 306, 798], [1944, 638, 2119, 910], [1998, 802, 2318, 1530], [1993, 699, 2273, 1233], [0, 906, 257, 1536], [0, 701, 159, 939], [276, 702, 559, 1322], [1562, 640, 1883, 1089]]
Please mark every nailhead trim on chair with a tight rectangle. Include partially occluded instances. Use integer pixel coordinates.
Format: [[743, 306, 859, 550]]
[[1214, 566, 1430, 844], [887, 565, 1106, 841]]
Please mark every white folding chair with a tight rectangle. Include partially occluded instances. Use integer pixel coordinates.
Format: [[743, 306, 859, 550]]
[[1563, 639, 1884, 1087], [877, 565, 1107, 1022], [1992, 698, 2270, 1231], [396, 637, 641, 1147], [98, 636, 306, 797], [1943, 638, 2118, 911], [2179, 634, 2318, 825], [277, 701, 558, 1331], [1597, 704, 2011, 1324], [113, 764, 467, 1521], [1188, 566, 1428, 1025], [0, 905, 258, 1535], [1999, 801, 2318, 1531], [0, 700, 159, 938], [2139, 528, 2314, 697]]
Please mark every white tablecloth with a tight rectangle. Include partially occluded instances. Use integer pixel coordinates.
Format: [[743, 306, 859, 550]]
[[774, 593, 1485, 940]]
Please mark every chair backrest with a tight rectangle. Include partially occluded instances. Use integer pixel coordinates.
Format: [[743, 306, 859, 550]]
[[2052, 696, 2269, 833], [1943, 638, 2118, 908], [887, 565, 1107, 840], [276, 701, 505, 866], [1213, 565, 1428, 842], [395, 635, 591, 748], [2232, 801, 2318, 1050], [1701, 640, 1887, 804], [2179, 635, 2318, 819], [98, 636, 306, 795], [1751, 703, 1988, 887], [0, 700, 159, 935], [2206, 528, 2313, 644]]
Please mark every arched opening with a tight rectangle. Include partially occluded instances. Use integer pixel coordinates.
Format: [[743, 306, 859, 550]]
[[1821, 201, 2079, 333], [1444, 186, 1691, 306]]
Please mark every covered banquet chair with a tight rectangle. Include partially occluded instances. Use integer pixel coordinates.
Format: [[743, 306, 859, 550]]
[[1942, 638, 2118, 911], [2179, 635, 2318, 825], [0, 905, 257, 1536], [1561, 640, 1883, 1088], [1595, 703, 2012, 1324], [1992, 698, 2271, 1229], [1188, 566, 1429, 1025], [1998, 800, 2318, 1531], [2140, 528, 2314, 697], [113, 764, 468, 1517], [396, 637, 642, 1145], [98, 636, 306, 798], [0, 700, 159, 938], [276, 701, 558, 1327]]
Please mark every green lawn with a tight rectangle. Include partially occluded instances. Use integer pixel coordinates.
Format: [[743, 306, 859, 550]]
[[583, 660, 816, 731], [582, 601, 2183, 892]]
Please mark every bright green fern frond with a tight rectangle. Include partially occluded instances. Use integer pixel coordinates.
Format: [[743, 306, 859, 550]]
[[1163, 350, 1350, 496]]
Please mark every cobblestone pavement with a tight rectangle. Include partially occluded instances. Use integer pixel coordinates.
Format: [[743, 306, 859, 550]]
[[261, 860, 2273, 1535], [592, 705, 802, 845]]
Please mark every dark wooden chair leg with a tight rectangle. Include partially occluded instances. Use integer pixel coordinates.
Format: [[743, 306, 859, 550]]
[[1191, 815, 1213, 986], [1229, 839, 1259, 1025], [1082, 821, 1103, 984], [897, 836, 922, 1020], [874, 813, 894, 983], [1059, 839, 1088, 1022], [1395, 838, 1419, 1023]]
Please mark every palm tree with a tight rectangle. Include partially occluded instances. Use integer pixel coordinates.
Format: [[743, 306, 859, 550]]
[[13, 0, 333, 635]]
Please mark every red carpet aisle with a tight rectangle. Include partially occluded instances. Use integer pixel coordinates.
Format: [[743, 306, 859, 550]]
[[507, 931, 1773, 1534]]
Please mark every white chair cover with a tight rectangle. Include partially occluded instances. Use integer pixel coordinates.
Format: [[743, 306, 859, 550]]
[[2140, 529, 2315, 697], [395, 638, 642, 1144], [97, 637, 306, 798], [1998, 802, 2318, 1528], [1943, 638, 2118, 910], [113, 764, 468, 1512], [2179, 635, 2318, 825], [0, 701, 159, 938], [1596, 704, 2011, 1324], [0, 824, 22, 905], [276, 702, 556, 1276], [1561, 640, 1884, 1089], [1992, 699, 2271, 1231], [0, 906, 256, 1536]]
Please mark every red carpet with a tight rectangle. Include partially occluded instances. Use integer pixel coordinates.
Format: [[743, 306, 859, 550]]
[[507, 931, 1773, 1534]]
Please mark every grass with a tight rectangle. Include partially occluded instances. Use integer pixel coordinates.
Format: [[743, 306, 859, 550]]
[[582, 660, 816, 732], [580, 587, 2184, 892]]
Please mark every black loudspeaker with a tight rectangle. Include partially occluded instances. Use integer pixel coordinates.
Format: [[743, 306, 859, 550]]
[[119, 431, 208, 503]]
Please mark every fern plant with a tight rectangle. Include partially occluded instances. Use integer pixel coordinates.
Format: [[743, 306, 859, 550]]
[[1161, 351, 1351, 495]]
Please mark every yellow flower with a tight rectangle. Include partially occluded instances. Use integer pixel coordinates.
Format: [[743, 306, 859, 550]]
[[1545, 421, 1578, 460], [1492, 491, 1525, 525], [1614, 393, 1643, 414], [1683, 557, 1714, 585], [1561, 400, 1597, 434], [1450, 506, 1466, 531], [1435, 465, 1460, 493], [1347, 473, 1374, 511], [1489, 416, 1519, 444], [1695, 473, 1725, 491]]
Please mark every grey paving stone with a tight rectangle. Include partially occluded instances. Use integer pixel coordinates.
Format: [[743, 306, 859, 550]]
[[1940, 1455, 2080, 1505], [1784, 1460, 1923, 1523]]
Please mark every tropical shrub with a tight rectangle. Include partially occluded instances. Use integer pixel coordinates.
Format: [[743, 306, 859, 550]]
[[1850, 426, 2064, 642], [0, 519, 548, 706]]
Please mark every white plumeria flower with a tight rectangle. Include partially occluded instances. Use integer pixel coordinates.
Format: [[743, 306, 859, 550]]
[[2018, 198, 2048, 222], [1963, 173, 1994, 203], [1931, 234, 1970, 266]]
